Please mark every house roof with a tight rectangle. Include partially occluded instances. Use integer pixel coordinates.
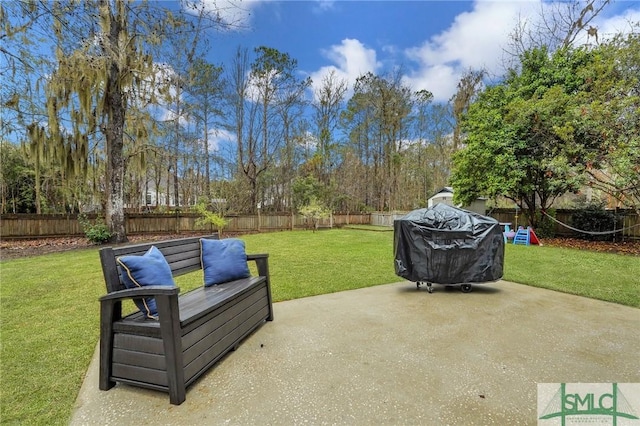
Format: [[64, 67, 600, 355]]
[[428, 187, 454, 200]]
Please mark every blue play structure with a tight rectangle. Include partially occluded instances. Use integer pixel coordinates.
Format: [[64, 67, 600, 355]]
[[511, 226, 541, 246], [502, 223, 541, 246], [513, 227, 530, 245]]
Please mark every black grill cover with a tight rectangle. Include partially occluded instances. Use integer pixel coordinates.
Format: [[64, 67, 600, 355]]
[[394, 204, 504, 284]]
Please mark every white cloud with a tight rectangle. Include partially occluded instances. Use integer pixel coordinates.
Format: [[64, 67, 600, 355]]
[[406, 64, 459, 104], [411, 2, 530, 71], [149, 63, 192, 125], [194, 0, 262, 29], [309, 38, 380, 99], [203, 128, 235, 152], [313, 0, 335, 14], [402, 1, 540, 102], [401, 1, 640, 102]]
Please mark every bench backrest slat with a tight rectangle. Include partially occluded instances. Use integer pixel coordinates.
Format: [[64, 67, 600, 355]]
[[99, 235, 218, 294]]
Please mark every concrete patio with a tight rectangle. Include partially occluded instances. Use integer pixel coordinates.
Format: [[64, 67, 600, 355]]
[[70, 280, 640, 425]]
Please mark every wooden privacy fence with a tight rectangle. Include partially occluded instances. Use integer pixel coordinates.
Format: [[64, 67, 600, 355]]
[[0, 212, 371, 239], [370, 212, 409, 227], [1, 210, 638, 240], [368, 209, 640, 240], [488, 208, 640, 240]]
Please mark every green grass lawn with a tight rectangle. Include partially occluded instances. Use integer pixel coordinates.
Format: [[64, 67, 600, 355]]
[[1, 229, 638, 424], [504, 243, 640, 307]]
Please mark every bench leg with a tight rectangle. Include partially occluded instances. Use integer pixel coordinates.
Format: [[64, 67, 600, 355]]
[[265, 280, 274, 322], [168, 385, 186, 406], [99, 301, 116, 390], [156, 294, 186, 405]]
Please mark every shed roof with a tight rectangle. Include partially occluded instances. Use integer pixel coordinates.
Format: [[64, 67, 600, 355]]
[[428, 187, 454, 200]]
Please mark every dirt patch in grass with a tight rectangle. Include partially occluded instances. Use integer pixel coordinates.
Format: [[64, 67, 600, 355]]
[[542, 237, 640, 256], [0, 232, 216, 260]]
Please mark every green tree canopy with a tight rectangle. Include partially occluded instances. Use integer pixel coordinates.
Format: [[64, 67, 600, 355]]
[[453, 33, 640, 226], [0, 141, 35, 213], [451, 46, 594, 227], [575, 33, 640, 211]]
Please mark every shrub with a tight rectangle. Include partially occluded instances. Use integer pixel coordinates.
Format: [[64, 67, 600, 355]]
[[194, 202, 228, 237], [534, 209, 557, 238], [571, 203, 616, 241], [299, 198, 331, 232], [77, 213, 112, 244]]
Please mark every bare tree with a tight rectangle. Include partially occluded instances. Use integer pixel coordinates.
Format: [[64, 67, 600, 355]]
[[450, 70, 485, 151], [186, 59, 225, 201], [506, 0, 611, 60], [226, 46, 259, 212], [343, 71, 413, 211], [312, 70, 348, 184]]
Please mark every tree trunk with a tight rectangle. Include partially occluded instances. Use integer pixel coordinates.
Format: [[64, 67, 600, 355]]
[[34, 148, 41, 214], [104, 91, 127, 243], [204, 120, 211, 200], [103, 3, 128, 244], [173, 90, 181, 208]]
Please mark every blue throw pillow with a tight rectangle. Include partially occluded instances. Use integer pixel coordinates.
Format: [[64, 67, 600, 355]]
[[116, 246, 176, 319], [200, 238, 250, 287]]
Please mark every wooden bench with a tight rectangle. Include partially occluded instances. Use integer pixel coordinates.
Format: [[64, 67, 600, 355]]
[[98, 235, 274, 405]]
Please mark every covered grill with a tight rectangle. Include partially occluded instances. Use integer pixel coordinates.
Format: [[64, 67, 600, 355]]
[[394, 203, 504, 292]]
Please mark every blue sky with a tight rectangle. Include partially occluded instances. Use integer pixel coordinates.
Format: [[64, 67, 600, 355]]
[[201, 0, 640, 102]]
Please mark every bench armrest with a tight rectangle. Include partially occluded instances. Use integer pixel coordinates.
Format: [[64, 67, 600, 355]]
[[99, 286, 180, 302], [247, 253, 269, 277], [246, 253, 273, 321]]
